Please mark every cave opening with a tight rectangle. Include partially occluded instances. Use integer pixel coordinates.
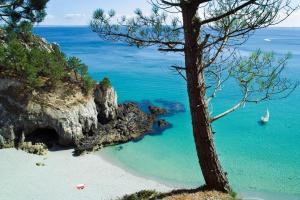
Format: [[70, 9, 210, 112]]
[[25, 128, 59, 149]]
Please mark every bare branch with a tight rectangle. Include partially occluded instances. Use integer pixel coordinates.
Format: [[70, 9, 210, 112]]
[[210, 94, 247, 122], [171, 65, 187, 80], [159, 48, 185, 52]]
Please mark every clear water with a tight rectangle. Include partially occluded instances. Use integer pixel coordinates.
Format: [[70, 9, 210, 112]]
[[34, 27, 300, 200]]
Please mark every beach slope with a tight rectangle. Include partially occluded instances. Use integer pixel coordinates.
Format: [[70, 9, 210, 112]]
[[0, 149, 171, 200]]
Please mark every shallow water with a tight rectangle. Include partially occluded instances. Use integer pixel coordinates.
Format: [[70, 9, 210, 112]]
[[35, 27, 300, 200]]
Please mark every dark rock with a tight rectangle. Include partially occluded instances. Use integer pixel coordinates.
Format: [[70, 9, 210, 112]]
[[154, 99, 185, 114], [74, 102, 155, 155], [157, 119, 170, 128], [36, 162, 46, 167], [148, 106, 167, 115]]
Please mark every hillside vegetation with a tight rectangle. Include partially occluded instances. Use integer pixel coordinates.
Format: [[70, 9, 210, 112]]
[[0, 23, 95, 94]]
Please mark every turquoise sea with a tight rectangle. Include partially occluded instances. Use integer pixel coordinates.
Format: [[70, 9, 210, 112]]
[[35, 27, 300, 200]]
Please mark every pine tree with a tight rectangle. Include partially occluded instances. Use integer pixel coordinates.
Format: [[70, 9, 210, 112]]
[[0, 0, 49, 28], [91, 0, 298, 192]]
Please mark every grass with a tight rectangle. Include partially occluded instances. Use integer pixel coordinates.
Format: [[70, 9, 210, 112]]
[[119, 190, 160, 200], [118, 187, 240, 200]]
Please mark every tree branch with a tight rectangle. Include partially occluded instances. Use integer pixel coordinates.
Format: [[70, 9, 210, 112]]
[[200, 0, 256, 26], [171, 65, 187, 80], [211, 90, 248, 122], [161, 0, 182, 6]]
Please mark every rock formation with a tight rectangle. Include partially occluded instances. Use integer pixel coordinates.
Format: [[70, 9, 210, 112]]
[[148, 106, 167, 115], [0, 77, 169, 154], [74, 102, 155, 154], [94, 83, 118, 123], [0, 78, 98, 147], [157, 119, 170, 128]]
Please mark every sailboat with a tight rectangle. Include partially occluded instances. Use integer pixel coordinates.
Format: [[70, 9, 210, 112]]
[[261, 109, 270, 123]]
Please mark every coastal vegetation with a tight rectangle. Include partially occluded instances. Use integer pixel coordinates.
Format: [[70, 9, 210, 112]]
[[0, 27, 95, 94], [19, 142, 48, 155], [91, 0, 298, 193], [119, 188, 237, 200], [0, 0, 95, 94], [99, 77, 112, 88]]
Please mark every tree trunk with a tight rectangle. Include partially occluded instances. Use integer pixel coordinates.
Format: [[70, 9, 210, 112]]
[[181, 4, 230, 192]]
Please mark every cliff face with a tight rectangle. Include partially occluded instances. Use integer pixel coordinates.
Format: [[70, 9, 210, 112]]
[[0, 78, 98, 146], [94, 84, 118, 123], [0, 77, 168, 153]]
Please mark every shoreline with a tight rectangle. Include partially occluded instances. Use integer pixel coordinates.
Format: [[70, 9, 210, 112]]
[[0, 148, 172, 200], [98, 148, 193, 189], [99, 149, 300, 200], [1, 148, 299, 200]]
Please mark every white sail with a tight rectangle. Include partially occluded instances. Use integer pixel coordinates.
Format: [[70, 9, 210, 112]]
[[261, 109, 270, 123]]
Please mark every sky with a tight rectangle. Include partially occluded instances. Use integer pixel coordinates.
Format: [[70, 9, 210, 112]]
[[41, 0, 300, 27]]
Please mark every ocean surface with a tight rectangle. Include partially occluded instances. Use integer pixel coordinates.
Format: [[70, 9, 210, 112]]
[[34, 27, 300, 200]]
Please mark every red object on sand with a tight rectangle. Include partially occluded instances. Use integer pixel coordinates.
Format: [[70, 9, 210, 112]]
[[76, 184, 85, 190]]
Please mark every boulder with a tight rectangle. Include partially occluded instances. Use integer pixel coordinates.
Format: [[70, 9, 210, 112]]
[[148, 106, 167, 115], [157, 119, 170, 128], [94, 83, 118, 123]]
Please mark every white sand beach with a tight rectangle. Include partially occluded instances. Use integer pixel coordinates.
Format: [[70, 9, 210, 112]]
[[0, 148, 172, 200]]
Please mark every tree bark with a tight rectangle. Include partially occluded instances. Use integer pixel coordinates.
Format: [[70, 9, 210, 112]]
[[181, 3, 230, 192]]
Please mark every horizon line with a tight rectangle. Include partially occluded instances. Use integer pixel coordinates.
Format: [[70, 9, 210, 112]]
[[35, 24, 300, 28]]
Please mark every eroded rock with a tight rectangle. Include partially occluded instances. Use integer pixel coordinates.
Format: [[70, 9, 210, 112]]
[[74, 102, 155, 154], [94, 83, 118, 123], [0, 78, 98, 146]]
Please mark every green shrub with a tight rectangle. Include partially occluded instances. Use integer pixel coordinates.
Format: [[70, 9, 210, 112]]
[[82, 74, 95, 94], [17, 22, 34, 42], [229, 189, 238, 199], [119, 190, 159, 200], [0, 28, 96, 93], [99, 77, 111, 88], [4, 37, 28, 73]]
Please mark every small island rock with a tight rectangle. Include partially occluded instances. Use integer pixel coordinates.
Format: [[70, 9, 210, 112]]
[[148, 106, 167, 115]]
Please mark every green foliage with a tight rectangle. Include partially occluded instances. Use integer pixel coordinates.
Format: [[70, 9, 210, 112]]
[[99, 77, 111, 88], [67, 56, 88, 79], [67, 56, 96, 93], [4, 36, 28, 73], [0, 0, 49, 28], [91, 7, 182, 49], [0, 29, 96, 93], [229, 189, 238, 199], [82, 74, 95, 94], [119, 190, 159, 200], [16, 22, 34, 41], [228, 49, 297, 102]]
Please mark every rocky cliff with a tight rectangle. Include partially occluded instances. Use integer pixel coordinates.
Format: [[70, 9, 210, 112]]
[[0, 77, 168, 153], [0, 78, 98, 146]]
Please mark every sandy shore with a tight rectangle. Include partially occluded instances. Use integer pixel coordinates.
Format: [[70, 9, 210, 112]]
[[0, 148, 172, 200]]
